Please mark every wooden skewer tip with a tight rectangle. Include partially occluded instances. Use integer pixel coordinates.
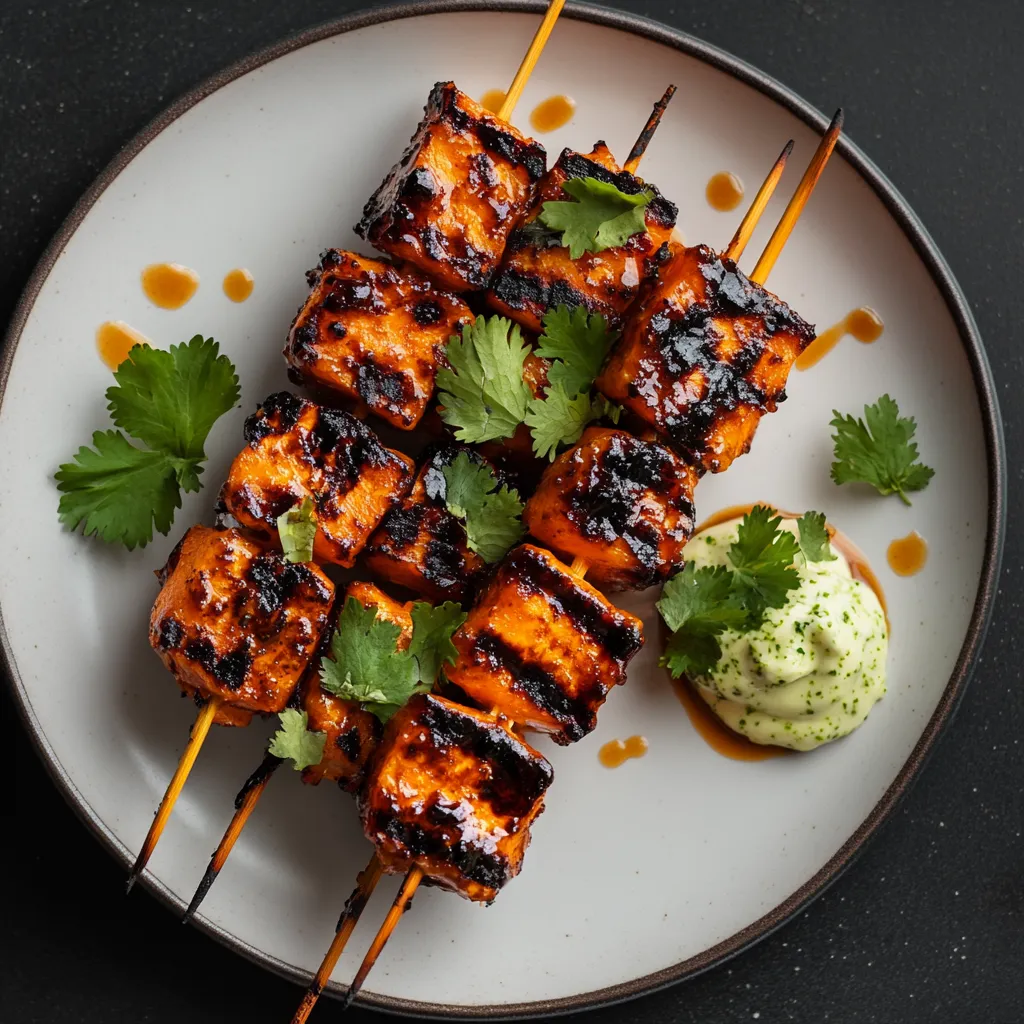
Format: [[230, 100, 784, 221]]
[[496, 0, 567, 122], [723, 137, 796, 263], [289, 853, 385, 1024], [339, 866, 425, 1012], [181, 752, 282, 923], [126, 697, 221, 895], [624, 83, 678, 174], [750, 108, 845, 285]]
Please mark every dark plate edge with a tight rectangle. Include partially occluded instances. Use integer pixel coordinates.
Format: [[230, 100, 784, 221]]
[[0, 1, 1007, 1020]]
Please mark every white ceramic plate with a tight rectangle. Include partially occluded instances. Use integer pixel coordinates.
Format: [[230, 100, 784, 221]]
[[1, 2, 1005, 1018]]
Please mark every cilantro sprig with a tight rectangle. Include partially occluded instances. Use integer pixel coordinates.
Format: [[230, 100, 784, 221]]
[[539, 177, 654, 258], [830, 394, 934, 505], [269, 709, 326, 772], [525, 306, 621, 461], [319, 596, 466, 723], [277, 497, 316, 563], [657, 507, 828, 679], [55, 336, 239, 549], [436, 316, 532, 443], [441, 452, 525, 564]]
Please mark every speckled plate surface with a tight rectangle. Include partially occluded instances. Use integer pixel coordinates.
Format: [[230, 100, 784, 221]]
[[0, 2, 1005, 1018]]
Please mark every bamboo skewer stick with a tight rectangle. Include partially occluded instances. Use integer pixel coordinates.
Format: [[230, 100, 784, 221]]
[[496, 0, 567, 122], [126, 696, 222, 894], [750, 109, 844, 285], [290, 853, 386, 1024], [723, 139, 795, 262], [181, 751, 282, 922], [624, 84, 678, 174], [339, 866, 425, 1012]]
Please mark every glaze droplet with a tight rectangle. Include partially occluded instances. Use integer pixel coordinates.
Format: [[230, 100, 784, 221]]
[[96, 321, 150, 370], [223, 268, 254, 303], [141, 263, 199, 309]]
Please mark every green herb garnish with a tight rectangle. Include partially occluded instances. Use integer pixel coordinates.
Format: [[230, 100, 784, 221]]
[[55, 336, 239, 549], [268, 709, 326, 771], [436, 316, 532, 443], [277, 497, 316, 563], [319, 596, 466, 723], [441, 452, 525, 564], [830, 394, 934, 505], [539, 177, 654, 258]]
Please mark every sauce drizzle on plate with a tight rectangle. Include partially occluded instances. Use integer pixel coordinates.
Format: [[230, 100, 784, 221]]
[[96, 321, 149, 370], [530, 94, 575, 132], [598, 735, 648, 768], [223, 268, 255, 303], [141, 263, 199, 309], [705, 171, 744, 211], [796, 306, 884, 371], [887, 531, 928, 577]]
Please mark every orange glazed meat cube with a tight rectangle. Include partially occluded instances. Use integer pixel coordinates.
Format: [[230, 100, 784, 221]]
[[363, 444, 490, 603], [524, 427, 698, 591], [595, 244, 816, 473], [488, 143, 677, 333], [299, 581, 411, 789], [356, 82, 547, 292], [359, 693, 553, 902], [149, 526, 334, 727], [446, 544, 644, 744], [284, 250, 472, 430], [220, 392, 414, 568]]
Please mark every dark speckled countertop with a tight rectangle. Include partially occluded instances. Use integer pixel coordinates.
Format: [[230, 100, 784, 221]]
[[3, 1, 1022, 1022]]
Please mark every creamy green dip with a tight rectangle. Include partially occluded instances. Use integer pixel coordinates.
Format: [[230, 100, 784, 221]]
[[682, 517, 888, 751]]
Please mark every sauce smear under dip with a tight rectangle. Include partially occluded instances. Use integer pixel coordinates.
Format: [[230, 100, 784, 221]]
[[141, 263, 199, 309], [705, 171, 744, 212], [530, 94, 575, 133], [480, 89, 507, 114], [887, 530, 928, 577], [223, 268, 254, 303], [96, 320, 149, 370], [796, 306, 884, 371], [598, 735, 648, 768], [672, 679, 787, 761]]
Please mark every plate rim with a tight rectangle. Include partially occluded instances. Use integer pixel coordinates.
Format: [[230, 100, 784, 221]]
[[0, 1, 1007, 1019]]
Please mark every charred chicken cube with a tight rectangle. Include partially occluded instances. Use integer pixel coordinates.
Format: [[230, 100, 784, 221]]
[[220, 392, 414, 568], [299, 581, 410, 789], [284, 249, 472, 430], [595, 243, 816, 474], [524, 427, 698, 590], [356, 82, 547, 292], [359, 693, 553, 902], [149, 525, 334, 727], [363, 444, 490, 603], [445, 544, 644, 744], [488, 143, 677, 333]]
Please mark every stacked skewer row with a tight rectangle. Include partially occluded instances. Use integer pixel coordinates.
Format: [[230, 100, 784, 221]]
[[126, 2, 844, 1017]]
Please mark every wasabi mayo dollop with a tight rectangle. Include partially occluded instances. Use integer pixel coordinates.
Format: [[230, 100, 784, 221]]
[[682, 517, 888, 751]]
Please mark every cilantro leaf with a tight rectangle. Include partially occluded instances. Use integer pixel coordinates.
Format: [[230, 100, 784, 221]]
[[408, 601, 467, 685], [436, 316, 533, 443], [656, 564, 749, 679], [660, 629, 727, 680], [319, 597, 424, 723], [106, 336, 240, 463], [441, 452, 525, 563], [728, 505, 802, 621], [534, 306, 619, 396], [277, 496, 316, 563], [57, 336, 239, 549], [55, 430, 183, 550], [525, 383, 600, 461], [797, 511, 837, 563], [539, 177, 654, 259], [268, 709, 326, 771], [830, 394, 935, 505]]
